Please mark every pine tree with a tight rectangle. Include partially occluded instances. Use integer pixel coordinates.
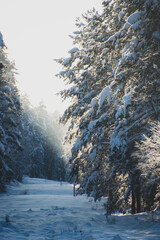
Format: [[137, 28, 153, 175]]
[[134, 122, 160, 211], [57, 0, 160, 213], [20, 97, 65, 180], [0, 33, 66, 191], [0, 33, 23, 191]]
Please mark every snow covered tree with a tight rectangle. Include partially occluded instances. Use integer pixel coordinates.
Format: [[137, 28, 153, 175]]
[[106, 0, 160, 213], [33, 102, 65, 180], [20, 97, 65, 180], [57, 0, 160, 213], [134, 122, 160, 211], [0, 33, 23, 191], [0, 33, 65, 191], [56, 8, 111, 201]]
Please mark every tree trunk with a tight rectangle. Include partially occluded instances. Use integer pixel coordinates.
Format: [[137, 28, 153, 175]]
[[73, 184, 76, 196], [132, 190, 136, 214], [136, 191, 141, 213]]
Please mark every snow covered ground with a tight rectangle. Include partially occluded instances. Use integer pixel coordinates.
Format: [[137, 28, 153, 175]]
[[0, 177, 160, 240]]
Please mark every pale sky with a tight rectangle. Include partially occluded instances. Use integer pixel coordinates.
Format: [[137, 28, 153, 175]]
[[0, 0, 102, 113]]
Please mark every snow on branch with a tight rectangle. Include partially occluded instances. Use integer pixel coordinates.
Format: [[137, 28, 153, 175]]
[[2, 160, 13, 173], [127, 11, 143, 25], [134, 122, 160, 180], [62, 57, 72, 66], [0, 32, 5, 48], [68, 47, 79, 54], [98, 86, 112, 107], [0, 142, 5, 155]]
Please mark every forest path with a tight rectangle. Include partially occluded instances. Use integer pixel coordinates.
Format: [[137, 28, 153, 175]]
[[0, 177, 160, 240]]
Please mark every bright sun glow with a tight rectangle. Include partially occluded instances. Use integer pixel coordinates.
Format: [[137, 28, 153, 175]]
[[0, 0, 102, 113]]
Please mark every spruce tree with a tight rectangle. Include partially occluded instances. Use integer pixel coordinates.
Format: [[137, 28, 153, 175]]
[[20, 97, 65, 180], [0, 33, 23, 191], [57, 0, 160, 213], [134, 122, 160, 211]]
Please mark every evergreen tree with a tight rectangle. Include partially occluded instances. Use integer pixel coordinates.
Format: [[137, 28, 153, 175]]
[[20, 97, 65, 180], [134, 122, 160, 211], [0, 33, 66, 192], [0, 33, 23, 191], [57, 0, 160, 213]]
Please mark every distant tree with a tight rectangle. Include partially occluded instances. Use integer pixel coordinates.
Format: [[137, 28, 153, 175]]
[[20, 98, 65, 180], [33, 102, 65, 180]]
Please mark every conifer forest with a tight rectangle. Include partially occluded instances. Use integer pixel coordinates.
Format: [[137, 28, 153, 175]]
[[0, 0, 160, 217]]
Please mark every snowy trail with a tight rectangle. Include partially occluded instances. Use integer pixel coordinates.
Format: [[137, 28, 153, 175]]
[[0, 177, 160, 240]]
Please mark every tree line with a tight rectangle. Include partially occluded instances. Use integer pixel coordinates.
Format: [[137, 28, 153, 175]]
[[0, 34, 65, 192], [56, 0, 160, 214]]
